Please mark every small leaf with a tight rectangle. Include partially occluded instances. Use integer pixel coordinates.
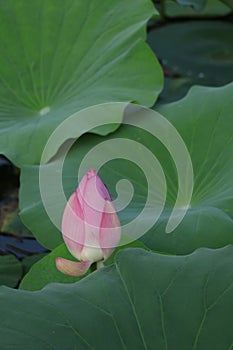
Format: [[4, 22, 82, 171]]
[[0, 254, 22, 287], [20, 243, 90, 290]]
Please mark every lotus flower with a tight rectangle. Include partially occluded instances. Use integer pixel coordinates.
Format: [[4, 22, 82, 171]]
[[56, 168, 121, 276]]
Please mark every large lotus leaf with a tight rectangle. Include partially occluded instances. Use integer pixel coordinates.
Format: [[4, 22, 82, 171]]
[[1, 247, 233, 348], [0, 0, 162, 166], [0, 254, 22, 287], [148, 21, 233, 88], [20, 84, 233, 254]]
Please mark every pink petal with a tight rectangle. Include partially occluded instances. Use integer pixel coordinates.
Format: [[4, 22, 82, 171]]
[[62, 169, 121, 263], [99, 200, 121, 260], [62, 236, 84, 262], [67, 190, 103, 255], [95, 170, 112, 201], [56, 257, 92, 276], [62, 192, 85, 260], [77, 169, 110, 227]]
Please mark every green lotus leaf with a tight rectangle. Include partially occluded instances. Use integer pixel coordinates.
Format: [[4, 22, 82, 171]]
[[0, 0, 162, 166], [143, 83, 233, 253], [1, 247, 233, 348]]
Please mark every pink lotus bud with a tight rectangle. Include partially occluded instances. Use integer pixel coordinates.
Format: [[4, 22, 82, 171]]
[[56, 169, 121, 276]]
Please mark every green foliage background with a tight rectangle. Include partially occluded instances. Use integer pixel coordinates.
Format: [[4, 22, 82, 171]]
[[0, 0, 232, 348]]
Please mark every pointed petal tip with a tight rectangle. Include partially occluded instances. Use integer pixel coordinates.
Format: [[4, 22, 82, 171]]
[[86, 168, 97, 179]]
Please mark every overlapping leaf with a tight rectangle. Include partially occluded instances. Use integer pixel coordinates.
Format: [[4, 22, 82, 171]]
[[20, 241, 148, 290], [144, 83, 233, 253]]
